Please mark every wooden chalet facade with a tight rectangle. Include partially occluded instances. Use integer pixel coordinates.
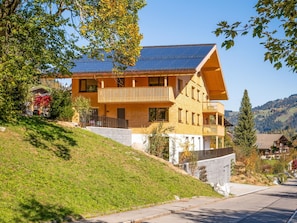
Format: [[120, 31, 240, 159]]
[[256, 134, 290, 159], [70, 44, 229, 163]]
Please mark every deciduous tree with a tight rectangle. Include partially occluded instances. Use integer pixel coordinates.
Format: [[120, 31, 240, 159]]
[[214, 0, 297, 72], [72, 96, 91, 127], [0, 0, 145, 121]]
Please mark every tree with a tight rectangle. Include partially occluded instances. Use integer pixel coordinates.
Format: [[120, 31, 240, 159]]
[[72, 96, 91, 127], [147, 122, 174, 161], [214, 0, 297, 72], [0, 0, 145, 121], [233, 89, 257, 157], [49, 89, 74, 121]]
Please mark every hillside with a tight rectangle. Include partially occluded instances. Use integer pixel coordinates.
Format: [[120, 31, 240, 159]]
[[0, 117, 219, 222], [225, 94, 297, 133]]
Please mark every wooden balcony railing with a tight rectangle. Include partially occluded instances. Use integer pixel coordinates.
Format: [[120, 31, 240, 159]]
[[202, 102, 224, 114], [98, 86, 175, 103], [84, 115, 128, 129], [179, 147, 234, 162], [203, 125, 225, 136]]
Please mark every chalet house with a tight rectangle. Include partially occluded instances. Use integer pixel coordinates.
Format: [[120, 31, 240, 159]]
[[70, 44, 229, 164], [256, 134, 290, 159]]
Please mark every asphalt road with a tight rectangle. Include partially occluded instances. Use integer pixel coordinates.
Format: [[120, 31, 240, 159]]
[[143, 179, 297, 223]]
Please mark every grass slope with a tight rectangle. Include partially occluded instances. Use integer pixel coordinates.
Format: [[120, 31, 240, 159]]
[[0, 117, 219, 222]]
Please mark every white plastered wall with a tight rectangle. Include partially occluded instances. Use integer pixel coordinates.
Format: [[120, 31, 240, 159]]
[[131, 133, 204, 164]]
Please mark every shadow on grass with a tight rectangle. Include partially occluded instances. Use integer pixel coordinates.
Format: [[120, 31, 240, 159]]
[[14, 197, 83, 223], [20, 116, 77, 160]]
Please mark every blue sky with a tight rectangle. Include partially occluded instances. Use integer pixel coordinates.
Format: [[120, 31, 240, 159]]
[[138, 0, 297, 111]]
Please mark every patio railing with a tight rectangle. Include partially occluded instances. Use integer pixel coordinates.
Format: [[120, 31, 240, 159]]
[[179, 147, 234, 162], [84, 115, 128, 129]]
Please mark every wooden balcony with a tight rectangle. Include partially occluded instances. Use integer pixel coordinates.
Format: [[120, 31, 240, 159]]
[[97, 86, 175, 103], [202, 102, 224, 114], [203, 125, 225, 136]]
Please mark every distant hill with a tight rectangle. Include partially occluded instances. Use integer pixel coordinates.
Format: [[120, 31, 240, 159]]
[[225, 94, 297, 133]]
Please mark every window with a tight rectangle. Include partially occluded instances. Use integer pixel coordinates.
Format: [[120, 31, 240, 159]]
[[149, 77, 164, 86], [192, 112, 195, 125], [88, 108, 98, 126], [191, 137, 195, 150], [178, 79, 183, 92], [79, 79, 97, 92], [149, 108, 169, 121], [191, 87, 195, 99], [197, 89, 200, 101], [117, 78, 125, 87], [178, 108, 182, 123], [186, 110, 188, 124]]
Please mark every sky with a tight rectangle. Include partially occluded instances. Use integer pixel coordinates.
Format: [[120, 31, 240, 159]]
[[137, 0, 297, 111]]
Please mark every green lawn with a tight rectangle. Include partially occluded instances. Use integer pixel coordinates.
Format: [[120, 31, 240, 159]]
[[0, 117, 220, 222]]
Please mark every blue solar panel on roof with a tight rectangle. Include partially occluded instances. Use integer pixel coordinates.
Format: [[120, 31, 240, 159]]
[[71, 44, 215, 73]]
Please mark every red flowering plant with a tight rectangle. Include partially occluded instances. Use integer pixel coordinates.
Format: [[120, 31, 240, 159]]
[[33, 95, 52, 115]]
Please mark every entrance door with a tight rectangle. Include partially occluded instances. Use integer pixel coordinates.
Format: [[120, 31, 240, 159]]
[[117, 108, 126, 128]]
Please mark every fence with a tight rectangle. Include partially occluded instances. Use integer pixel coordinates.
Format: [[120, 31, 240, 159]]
[[179, 147, 233, 162], [84, 115, 129, 129]]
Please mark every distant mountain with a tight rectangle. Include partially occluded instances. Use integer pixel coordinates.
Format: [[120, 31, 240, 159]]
[[225, 94, 297, 133]]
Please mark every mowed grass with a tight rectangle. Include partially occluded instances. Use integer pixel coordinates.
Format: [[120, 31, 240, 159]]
[[0, 117, 220, 222]]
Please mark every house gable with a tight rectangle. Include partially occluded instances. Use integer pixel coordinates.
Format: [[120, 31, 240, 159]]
[[71, 44, 228, 100], [256, 134, 289, 149]]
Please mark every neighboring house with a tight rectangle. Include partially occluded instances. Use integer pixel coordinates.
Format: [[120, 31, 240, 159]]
[[256, 134, 290, 159], [70, 44, 229, 164], [26, 86, 51, 116]]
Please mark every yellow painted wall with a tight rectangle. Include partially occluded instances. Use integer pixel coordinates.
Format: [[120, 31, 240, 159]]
[[72, 73, 209, 135]]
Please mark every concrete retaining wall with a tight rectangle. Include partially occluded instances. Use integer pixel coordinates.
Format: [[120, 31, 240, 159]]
[[182, 153, 236, 185], [86, 127, 132, 146]]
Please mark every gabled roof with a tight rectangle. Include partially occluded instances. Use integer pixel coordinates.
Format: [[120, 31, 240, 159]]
[[72, 44, 213, 73], [256, 134, 289, 149], [71, 44, 228, 100]]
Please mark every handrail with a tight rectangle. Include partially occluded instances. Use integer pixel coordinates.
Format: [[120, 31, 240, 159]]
[[179, 147, 234, 162], [84, 115, 128, 129]]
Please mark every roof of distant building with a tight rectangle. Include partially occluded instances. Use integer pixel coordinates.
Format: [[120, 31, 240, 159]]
[[256, 134, 289, 149]]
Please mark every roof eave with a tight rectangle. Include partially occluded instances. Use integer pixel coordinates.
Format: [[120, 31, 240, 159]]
[[72, 69, 197, 78]]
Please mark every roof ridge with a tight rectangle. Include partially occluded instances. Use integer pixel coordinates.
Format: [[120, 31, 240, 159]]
[[142, 43, 216, 49]]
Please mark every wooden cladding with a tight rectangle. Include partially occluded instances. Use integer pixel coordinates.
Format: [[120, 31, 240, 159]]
[[202, 102, 224, 114], [97, 86, 175, 103], [203, 125, 225, 136]]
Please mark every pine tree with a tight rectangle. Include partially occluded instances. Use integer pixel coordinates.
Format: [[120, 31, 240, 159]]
[[233, 89, 257, 156]]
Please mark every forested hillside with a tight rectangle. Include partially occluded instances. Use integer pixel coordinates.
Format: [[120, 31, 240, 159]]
[[225, 94, 297, 133]]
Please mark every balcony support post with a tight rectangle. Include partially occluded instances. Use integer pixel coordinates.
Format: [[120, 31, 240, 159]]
[[132, 78, 136, 87]]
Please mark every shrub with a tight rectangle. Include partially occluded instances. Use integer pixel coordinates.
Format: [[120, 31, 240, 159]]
[[50, 89, 74, 121], [272, 161, 286, 174]]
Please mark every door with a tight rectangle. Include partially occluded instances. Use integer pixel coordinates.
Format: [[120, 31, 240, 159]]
[[117, 108, 126, 128]]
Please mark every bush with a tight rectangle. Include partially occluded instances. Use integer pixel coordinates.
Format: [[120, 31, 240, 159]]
[[272, 161, 286, 174], [245, 150, 262, 173], [50, 89, 74, 121]]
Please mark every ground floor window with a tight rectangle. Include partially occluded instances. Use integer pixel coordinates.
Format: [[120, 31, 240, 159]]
[[149, 108, 169, 122]]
